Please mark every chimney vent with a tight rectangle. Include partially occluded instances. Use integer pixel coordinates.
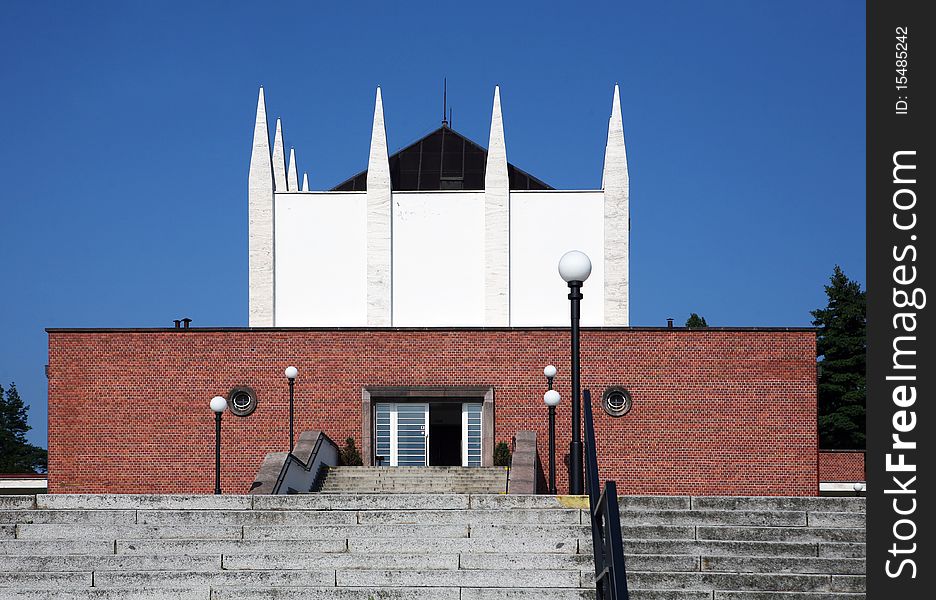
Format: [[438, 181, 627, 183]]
[[182, 318, 192, 329], [666, 318, 674, 328]]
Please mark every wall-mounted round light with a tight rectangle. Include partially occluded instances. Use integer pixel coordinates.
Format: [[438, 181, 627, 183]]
[[602, 386, 633, 417], [227, 386, 258, 417]]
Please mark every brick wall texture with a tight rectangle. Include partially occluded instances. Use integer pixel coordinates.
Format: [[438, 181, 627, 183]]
[[47, 328, 818, 496], [818, 450, 865, 482]]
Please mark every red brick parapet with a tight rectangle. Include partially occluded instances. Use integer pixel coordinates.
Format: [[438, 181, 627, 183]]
[[818, 450, 865, 482]]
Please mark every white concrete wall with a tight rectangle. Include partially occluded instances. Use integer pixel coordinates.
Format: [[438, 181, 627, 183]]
[[274, 192, 367, 326], [510, 190, 605, 326], [392, 192, 485, 326], [272, 189, 609, 327]]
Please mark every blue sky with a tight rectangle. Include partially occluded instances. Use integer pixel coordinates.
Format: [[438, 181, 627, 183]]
[[0, 1, 865, 448]]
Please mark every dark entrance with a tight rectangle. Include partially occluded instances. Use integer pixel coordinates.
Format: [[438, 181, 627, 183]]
[[429, 402, 462, 466]]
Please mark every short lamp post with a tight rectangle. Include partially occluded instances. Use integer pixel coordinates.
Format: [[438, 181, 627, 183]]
[[853, 482, 865, 497], [285, 366, 298, 453], [558, 250, 592, 495], [543, 364, 560, 495], [209, 396, 227, 495]]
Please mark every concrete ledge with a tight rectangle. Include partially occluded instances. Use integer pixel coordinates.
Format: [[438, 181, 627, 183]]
[[714, 593, 865, 600], [0, 539, 115, 555], [0, 510, 136, 524], [619, 510, 807, 527], [243, 524, 468, 540], [701, 555, 865, 575], [691, 497, 865, 512], [357, 509, 580, 525], [0, 571, 93, 588], [0, 496, 37, 510], [136, 510, 357, 526], [0, 554, 221, 572], [211, 588, 460, 600], [16, 524, 244, 541], [0, 590, 209, 600], [92, 570, 335, 588], [622, 571, 838, 592], [807, 512, 866, 528], [253, 494, 469, 511], [335, 568, 580, 588], [507, 431, 537, 494], [818, 543, 865, 558], [221, 552, 459, 570], [347, 537, 578, 555], [116, 539, 346, 555], [697, 526, 864, 543], [36, 495, 252, 510]]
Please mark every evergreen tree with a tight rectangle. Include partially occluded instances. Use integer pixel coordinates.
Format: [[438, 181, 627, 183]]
[[811, 266, 866, 449], [685, 313, 708, 328], [0, 382, 48, 473]]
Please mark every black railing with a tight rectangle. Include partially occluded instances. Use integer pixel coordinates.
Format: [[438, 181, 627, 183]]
[[583, 389, 630, 600]]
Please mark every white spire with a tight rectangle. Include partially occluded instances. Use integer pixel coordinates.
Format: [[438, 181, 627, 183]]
[[483, 85, 510, 325], [602, 83, 630, 326], [366, 86, 392, 326], [248, 86, 275, 326], [287, 148, 299, 191], [301, 172, 309, 192], [272, 118, 288, 191]]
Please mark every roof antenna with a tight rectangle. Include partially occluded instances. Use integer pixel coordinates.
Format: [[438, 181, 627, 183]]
[[449, 108, 453, 128], [442, 77, 448, 126]]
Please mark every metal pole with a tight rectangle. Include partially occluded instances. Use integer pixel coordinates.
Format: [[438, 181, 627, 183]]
[[546, 374, 556, 495], [214, 412, 222, 495], [568, 280, 584, 495], [288, 379, 295, 453], [548, 406, 557, 495]]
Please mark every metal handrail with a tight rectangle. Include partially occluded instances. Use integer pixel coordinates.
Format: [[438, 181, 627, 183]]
[[583, 389, 630, 600]]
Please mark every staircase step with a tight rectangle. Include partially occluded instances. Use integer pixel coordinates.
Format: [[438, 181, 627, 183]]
[[243, 524, 468, 540], [0, 493, 866, 598]]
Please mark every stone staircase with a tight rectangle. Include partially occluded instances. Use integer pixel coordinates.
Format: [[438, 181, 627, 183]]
[[0, 494, 864, 599], [316, 466, 509, 494]]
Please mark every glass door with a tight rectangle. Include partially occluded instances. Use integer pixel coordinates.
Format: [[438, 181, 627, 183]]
[[374, 403, 429, 466], [461, 403, 483, 467]]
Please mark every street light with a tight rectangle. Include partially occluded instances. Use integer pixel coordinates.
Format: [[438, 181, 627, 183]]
[[544, 387, 561, 495], [285, 366, 298, 453], [853, 482, 865, 497], [209, 396, 227, 495], [558, 250, 592, 495]]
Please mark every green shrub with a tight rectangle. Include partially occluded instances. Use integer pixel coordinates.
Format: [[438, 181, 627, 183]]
[[341, 437, 363, 466], [493, 441, 512, 466]]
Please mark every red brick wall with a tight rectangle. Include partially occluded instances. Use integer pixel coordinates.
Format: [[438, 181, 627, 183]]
[[47, 328, 817, 496], [818, 450, 865, 482]]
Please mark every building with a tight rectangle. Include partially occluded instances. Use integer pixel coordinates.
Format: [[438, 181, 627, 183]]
[[46, 86, 820, 496], [249, 85, 629, 329]]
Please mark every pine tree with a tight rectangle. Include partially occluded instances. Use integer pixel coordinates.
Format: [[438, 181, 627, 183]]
[[811, 266, 866, 449], [685, 313, 708, 328], [0, 383, 48, 473]]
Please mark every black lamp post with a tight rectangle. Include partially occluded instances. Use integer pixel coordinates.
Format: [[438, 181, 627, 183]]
[[209, 396, 227, 494], [543, 364, 560, 495], [285, 366, 298, 453], [558, 250, 592, 495]]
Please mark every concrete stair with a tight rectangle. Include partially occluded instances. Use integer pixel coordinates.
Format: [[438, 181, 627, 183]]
[[317, 466, 509, 494], [0, 494, 865, 599]]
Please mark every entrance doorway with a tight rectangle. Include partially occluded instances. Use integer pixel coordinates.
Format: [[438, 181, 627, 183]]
[[429, 402, 461, 466], [373, 401, 484, 467]]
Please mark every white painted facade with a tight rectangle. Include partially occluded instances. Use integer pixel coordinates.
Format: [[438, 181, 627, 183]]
[[249, 86, 630, 327]]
